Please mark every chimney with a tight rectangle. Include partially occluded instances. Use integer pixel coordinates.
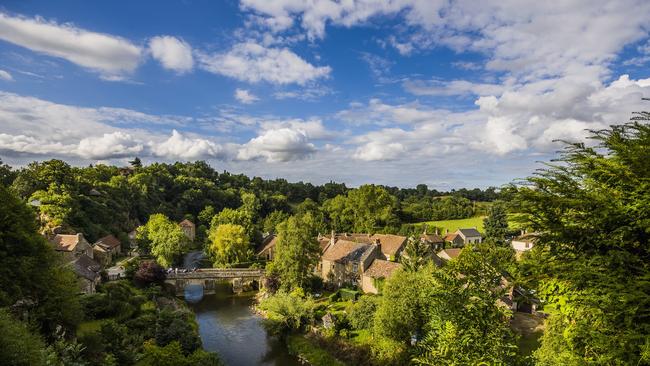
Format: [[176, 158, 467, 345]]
[[435, 228, 439, 235], [330, 230, 336, 246], [374, 238, 381, 253]]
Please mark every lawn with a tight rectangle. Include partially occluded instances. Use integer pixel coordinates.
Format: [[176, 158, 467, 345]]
[[416, 216, 486, 233]]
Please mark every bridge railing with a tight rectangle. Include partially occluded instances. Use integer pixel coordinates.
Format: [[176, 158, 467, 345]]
[[166, 268, 265, 279]]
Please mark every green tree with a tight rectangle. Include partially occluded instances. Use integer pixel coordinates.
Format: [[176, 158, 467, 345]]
[[348, 295, 379, 330], [0, 309, 47, 366], [262, 210, 290, 234], [400, 237, 431, 272], [511, 116, 650, 365], [269, 214, 321, 290], [0, 185, 81, 335], [206, 224, 251, 266], [139, 341, 222, 366], [483, 201, 509, 246], [347, 185, 398, 232], [257, 291, 315, 337], [137, 214, 188, 267]]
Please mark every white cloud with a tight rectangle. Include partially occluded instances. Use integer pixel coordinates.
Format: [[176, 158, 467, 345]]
[[0, 69, 13, 81], [149, 36, 194, 73], [237, 128, 316, 162], [76, 132, 144, 159], [197, 42, 331, 85], [353, 141, 406, 161], [151, 130, 227, 160], [259, 118, 333, 139], [234, 88, 259, 104], [0, 12, 142, 76]]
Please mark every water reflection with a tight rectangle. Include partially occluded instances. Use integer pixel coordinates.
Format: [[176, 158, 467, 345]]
[[186, 283, 301, 366]]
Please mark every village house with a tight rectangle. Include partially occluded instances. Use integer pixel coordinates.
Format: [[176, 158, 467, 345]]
[[420, 229, 445, 252], [370, 234, 408, 261], [95, 234, 122, 256], [179, 219, 196, 242], [50, 233, 94, 261], [511, 231, 537, 253], [72, 254, 102, 294], [256, 234, 278, 260], [444, 228, 482, 246], [361, 259, 401, 294], [49, 233, 102, 294], [436, 247, 463, 262], [320, 239, 380, 287]]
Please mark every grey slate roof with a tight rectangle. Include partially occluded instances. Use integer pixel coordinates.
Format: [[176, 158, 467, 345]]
[[458, 228, 481, 237], [72, 254, 101, 281]]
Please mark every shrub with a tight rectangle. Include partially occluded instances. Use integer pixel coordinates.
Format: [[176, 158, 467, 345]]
[[348, 295, 379, 330], [134, 260, 166, 287], [258, 291, 315, 337], [340, 288, 359, 301]]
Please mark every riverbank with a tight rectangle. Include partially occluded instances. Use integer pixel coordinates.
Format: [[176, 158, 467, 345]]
[[287, 334, 345, 366]]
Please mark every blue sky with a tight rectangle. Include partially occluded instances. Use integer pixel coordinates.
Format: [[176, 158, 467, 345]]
[[0, 0, 649, 188]]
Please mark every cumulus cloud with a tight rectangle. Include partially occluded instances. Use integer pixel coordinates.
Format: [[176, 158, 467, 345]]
[[0, 12, 142, 76], [404, 78, 512, 97], [354, 141, 406, 161], [151, 130, 227, 160], [259, 118, 333, 140], [234, 88, 259, 104], [238, 128, 316, 162], [0, 69, 13, 81], [149, 36, 194, 73], [76, 132, 145, 159], [197, 42, 331, 85], [0, 91, 230, 161]]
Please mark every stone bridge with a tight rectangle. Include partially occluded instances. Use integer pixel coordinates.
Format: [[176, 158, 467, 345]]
[[165, 268, 265, 295]]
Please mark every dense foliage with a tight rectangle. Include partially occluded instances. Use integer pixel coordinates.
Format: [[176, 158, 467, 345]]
[[136, 214, 189, 267], [512, 116, 650, 365]]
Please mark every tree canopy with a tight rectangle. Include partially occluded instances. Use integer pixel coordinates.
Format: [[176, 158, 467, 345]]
[[512, 116, 650, 364]]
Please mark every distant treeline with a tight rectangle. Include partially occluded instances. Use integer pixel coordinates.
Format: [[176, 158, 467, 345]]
[[0, 158, 499, 242]]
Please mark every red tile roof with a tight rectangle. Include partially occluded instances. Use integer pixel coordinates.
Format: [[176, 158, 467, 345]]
[[95, 234, 121, 249], [364, 259, 400, 279], [51, 234, 84, 252], [179, 219, 195, 228], [370, 234, 407, 256]]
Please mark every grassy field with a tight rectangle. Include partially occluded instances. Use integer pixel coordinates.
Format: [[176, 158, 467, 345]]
[[415, 216, 486, 233]]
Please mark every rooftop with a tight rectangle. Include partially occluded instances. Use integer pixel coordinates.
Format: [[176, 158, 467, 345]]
[[364, 259, 401, 279]]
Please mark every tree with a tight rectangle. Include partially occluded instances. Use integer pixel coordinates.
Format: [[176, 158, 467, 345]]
[[206, 224, 251, 267], [140, 340, 222, 366], [137, 214, 188, 267], [0, 309, 47, 366], [129, 157, 142, 169], [0, 185, 81, 335], [134, 260, 167, 287], [257, 291, 315, 337], [347, 185, 399, 232], [512, 115, 650, 364], [348, 295, 379, 330], [400, 237, 431, 272], [269, 214, 321, 290], [262, 210, 289, 234], [482, 201, 509, 246]]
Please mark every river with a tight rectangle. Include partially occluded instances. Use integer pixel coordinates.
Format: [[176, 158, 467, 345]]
[[182, 252, 300, 366]]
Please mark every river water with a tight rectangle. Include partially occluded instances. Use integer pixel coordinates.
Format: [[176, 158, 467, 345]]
[[184, 280, 301, 366]]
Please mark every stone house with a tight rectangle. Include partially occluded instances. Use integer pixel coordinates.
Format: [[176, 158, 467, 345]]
[[179, 219, 196, 242], [369, 234, 408, 261], [51, 233, 94, 261], [361, 259, 401, 294], [320, 240, 380, 287], [256, 234, 278, 260], [420, 229, 445, 251], [93, 234, 122, 266], [436, 248, 462, 262], [71, 254, 101, 294]]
